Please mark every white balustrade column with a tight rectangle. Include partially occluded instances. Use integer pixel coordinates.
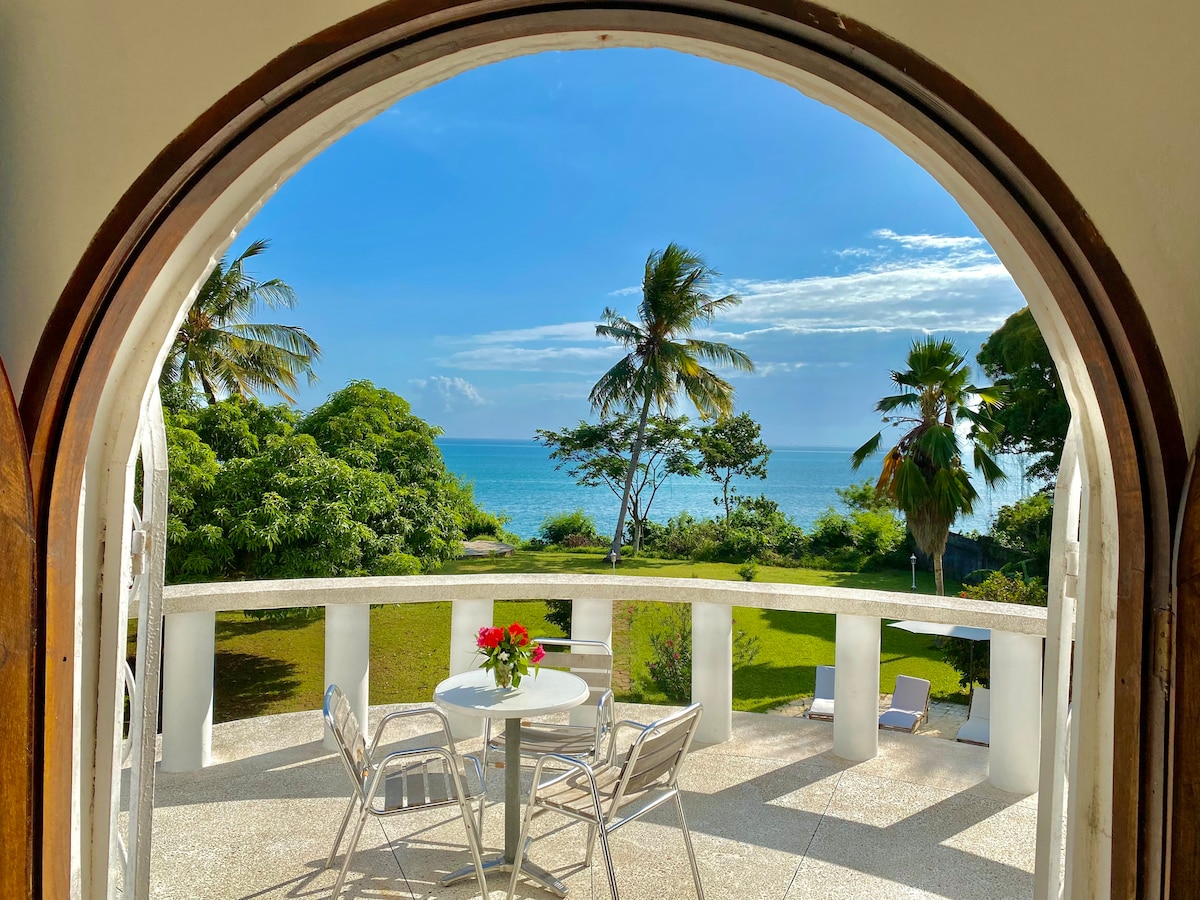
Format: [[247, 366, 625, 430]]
[[833, 614, 881, 762], [990, 630, 1043, 793], [161, 611, 216, 772], [324, 604, 370, 750], [447, 599, 494, 740], [569, 599, 612, 726], [691, 602, 732, 743]]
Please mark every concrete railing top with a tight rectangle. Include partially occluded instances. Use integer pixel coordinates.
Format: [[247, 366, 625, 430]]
[[164, 573, 1049, 636]]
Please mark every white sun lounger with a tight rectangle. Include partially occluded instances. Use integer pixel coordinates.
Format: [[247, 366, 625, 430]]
[[878, 674, 931, 732], [805, 665, 835, 720], [956, 687, 991, 746]]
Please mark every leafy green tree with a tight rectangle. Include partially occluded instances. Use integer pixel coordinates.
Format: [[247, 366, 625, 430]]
[[161, 239, 321, 403], [298, 381, 478, 566], [163, 382, 492, 585], [988, 490, 1054, 580], [977, 307, 1070, 480], [590, 243, 753, 562], [696, 412, 771, 524], [190, 394, 298, 461], [851, 336, 1006, 595], [536, 413, 698, 553]]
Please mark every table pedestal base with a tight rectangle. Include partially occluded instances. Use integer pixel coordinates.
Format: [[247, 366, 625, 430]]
[[440, 855, 568, 897]]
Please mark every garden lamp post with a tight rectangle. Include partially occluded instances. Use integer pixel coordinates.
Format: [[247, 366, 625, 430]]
[[910, 553, 917, 591]]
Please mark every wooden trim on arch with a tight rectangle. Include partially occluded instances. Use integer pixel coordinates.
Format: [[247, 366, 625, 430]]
[[0, 356, 36, 899], [14, 2, 1188, 897], [1170, 450, 1200, 896]]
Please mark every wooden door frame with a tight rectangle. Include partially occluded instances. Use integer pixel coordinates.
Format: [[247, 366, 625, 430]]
[[8, 2, 1189, 896]]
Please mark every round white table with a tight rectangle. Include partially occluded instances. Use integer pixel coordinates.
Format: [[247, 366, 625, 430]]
[[435, 667, 589, 896]]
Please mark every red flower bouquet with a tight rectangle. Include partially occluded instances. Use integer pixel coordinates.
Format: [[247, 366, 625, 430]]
[[476, 622, 545, 689]]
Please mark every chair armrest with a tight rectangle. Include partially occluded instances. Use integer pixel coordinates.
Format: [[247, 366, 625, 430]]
[[461, 752, 487, 797], [607, 718, 651, 764], [369, 706, 455, 755]]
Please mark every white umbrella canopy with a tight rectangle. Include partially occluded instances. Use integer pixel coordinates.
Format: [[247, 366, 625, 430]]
[[887, 621, 991, 642], [888, 620, 989, 699]]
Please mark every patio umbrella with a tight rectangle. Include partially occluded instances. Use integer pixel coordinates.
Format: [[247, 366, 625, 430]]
[[887, 620, 991, 698]]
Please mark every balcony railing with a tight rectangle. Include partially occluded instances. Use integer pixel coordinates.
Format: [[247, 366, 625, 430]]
[[160, 573, 1047, 796]]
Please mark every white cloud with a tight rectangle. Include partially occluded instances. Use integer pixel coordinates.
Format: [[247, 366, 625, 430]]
[[609, 285, 641, 296], [467, 321, 597, 344], [409, 375, 487, 410], [434, 229, 1021, 384], [873, 228, 987, 251], [444, 345, 617, 373], [710, 234, 1021, 337]]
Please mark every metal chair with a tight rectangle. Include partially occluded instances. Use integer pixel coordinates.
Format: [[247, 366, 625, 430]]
[[322, 685, 489, 899], [507, 703, 705, 900], [482, 638, 615, 770]]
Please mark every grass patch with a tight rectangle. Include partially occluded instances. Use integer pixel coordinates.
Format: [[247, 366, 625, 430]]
[[171, 550, 965, 723]]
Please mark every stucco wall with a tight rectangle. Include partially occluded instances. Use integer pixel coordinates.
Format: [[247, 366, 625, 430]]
[[2, 0, 1199, 441]]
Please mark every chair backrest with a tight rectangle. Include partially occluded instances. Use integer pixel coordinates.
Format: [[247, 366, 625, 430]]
[[535, 638, 613, 710], [814, 665, 835, 701], [324, 684, 369, 799], [892, 675, 931, 712], [969, 687, 991, 721], [613, 703, 703, 807]]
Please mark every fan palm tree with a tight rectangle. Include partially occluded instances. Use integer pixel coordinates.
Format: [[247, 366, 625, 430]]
[[162, 239, 321, 403], [591, 243, 754, 562], [851, 336, 1006, 595]]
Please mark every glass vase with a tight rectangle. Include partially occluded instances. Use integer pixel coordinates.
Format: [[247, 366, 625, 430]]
[[493, 663, 513, 690]]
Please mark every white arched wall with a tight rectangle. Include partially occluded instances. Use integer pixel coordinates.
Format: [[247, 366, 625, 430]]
[[72, 22, 1120, 899]]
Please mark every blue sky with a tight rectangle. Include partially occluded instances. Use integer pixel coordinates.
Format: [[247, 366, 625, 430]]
[[229, 48, 1026, 447]]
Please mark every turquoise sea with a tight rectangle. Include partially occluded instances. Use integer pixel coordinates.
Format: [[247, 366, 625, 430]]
[[438, 438, 1044, 540]]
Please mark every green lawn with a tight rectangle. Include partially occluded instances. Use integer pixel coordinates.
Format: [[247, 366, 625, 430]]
[[193, 550, 966, 723]]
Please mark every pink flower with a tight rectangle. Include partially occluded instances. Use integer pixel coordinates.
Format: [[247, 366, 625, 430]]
[[531, 644, 546, 665]]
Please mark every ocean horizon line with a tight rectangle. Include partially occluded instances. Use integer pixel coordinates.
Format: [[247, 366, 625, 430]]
[[436, 435, 858, 453]]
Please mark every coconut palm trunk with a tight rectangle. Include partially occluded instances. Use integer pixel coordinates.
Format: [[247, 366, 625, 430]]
[[607, 393, 653, 562], [591, 244, 754, 564]]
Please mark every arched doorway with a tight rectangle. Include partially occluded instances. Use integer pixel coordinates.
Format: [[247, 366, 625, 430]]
[[8, 2, 1186, 897]]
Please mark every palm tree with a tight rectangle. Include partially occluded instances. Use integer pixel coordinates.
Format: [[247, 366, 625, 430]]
[[850, 336, 1006, 595], [591, 243, 754, 562], [162, 239, 321, 403]]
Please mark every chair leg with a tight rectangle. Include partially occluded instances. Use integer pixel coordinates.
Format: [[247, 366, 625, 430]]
[[326, 794, 359, 869], [331, 806, 370, 900], [674, 794, 704, 900], [506, 796, 540, 900], [460, 798, 490, 898], [595, 824, 620, 900], [585, 824, 598, 866]]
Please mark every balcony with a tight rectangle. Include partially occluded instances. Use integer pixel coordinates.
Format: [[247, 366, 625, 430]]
[[139, 574, 1051, 898], [147, 701, 1036, 899]]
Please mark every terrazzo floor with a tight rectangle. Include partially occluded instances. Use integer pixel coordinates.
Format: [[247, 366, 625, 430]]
[[144, 703, 1036, 900]]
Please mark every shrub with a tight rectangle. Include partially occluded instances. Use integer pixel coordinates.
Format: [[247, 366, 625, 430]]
[[804, 506, 906, 571], [644, 604, 761, 702], [539, 509, 599, 545], [943, 571, 1048, 689], [375, 551, 422, 576], [737, 560, 758, 582], [545, 599, 572, 634]]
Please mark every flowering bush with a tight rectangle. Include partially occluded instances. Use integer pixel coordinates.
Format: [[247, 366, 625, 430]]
[[476, 622, 545, 688]]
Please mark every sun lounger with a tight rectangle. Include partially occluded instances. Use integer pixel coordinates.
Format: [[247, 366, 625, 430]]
[[878, 674, 931, 732], [805, 665, 835, 720], [956, 687, 990, 746]]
